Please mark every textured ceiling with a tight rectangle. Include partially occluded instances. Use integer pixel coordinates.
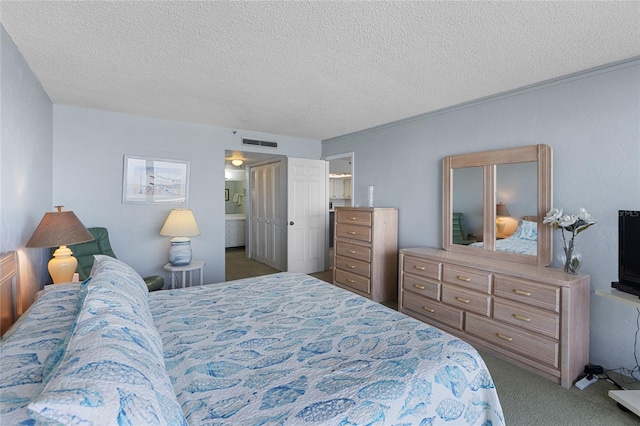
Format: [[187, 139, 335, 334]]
[[1, 1, 639, 141]]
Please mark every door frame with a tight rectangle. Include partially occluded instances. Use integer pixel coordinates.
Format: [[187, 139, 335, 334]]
[[323, 152, 355, 270], [324, 152, 355, 205]]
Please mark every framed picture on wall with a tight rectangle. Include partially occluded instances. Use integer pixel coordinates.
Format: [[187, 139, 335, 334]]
[[225, 188, 229, 201], [122, 155, 190, 204]]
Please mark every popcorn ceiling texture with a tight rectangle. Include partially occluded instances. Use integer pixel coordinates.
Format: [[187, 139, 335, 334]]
[[2, 1, 639, 140]]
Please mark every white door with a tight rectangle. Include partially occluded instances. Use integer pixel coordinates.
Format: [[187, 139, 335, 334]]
[[250, 162, 282, 269], [287, 158, 329, 273]]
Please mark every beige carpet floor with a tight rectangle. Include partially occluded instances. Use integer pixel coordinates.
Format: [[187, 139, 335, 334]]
[[225, 247, 640, 425]]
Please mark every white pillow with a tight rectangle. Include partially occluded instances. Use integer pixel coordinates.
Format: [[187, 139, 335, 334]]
[[28, 262, 186, 425], [511, 220, 538, 241]]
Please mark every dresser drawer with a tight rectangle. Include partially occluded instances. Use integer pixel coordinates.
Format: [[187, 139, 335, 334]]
[[466, 312, 559, 368], [403, 292, 464, 331], [336, 209, 372, 226], [442, 284, 491, 317], [443, 264, 492, 293], [336, 241, 371, 262], [494, 298, 559, 339], [494, 274, 560, 313], [403, 275, 440, 301], [335, 269, 370, 294], [403, 256, 441, 280], [336, 255, 370, 278], [336, 224, 372, 242]]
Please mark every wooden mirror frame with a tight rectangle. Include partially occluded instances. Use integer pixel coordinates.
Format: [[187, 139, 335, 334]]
[[443, 144, 553, 266]]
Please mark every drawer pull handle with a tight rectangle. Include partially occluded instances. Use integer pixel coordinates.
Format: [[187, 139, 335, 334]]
[[514, 314, 531, 322], [497, 333, 513, 342], [348, 265, 356, 269], [456, 297, 470, 304], [514, 289, 531, 296], [457, 275, 471, 282], [414, 266, 426, 271], [348, 216, 357, 220], [413, 284, 426, 290], [422, 306, 435, 313], [348, 231, 357, 235], [348, 250, 356, 254], [346, 279, 355, 283]]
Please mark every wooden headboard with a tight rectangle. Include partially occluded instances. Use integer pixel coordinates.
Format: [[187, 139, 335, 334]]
[[522, 215, 539, 222], [1, 251, 17, 337]]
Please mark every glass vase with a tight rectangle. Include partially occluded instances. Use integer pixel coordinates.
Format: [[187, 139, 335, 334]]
[[560, 241, 582, 274]]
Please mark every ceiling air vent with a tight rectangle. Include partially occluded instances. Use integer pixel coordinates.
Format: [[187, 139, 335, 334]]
[[242, 138, 278, 148]]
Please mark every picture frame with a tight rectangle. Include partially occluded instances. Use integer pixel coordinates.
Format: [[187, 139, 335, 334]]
[[225, 188, 230, 201], [122, 155, 190, 204]]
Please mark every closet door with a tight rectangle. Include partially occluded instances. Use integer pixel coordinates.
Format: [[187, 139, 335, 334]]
[[250, 162, 281, 269]]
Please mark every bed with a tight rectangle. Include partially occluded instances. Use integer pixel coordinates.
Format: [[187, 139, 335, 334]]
[[1, 254, 504, 425], [469, 219, 538, 256]]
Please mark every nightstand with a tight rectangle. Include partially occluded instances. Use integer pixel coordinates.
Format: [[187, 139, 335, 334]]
[[163, 260, 205, 289]]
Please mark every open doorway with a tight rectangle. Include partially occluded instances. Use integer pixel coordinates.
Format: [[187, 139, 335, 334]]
[[324, 152, 355, 270], [224, 150, 279, 281], [224, 151, 333, 282]]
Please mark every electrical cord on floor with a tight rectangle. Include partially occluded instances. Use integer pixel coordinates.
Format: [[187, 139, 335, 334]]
[[598, 372, 626, 390], [601, 308, 640, 390]]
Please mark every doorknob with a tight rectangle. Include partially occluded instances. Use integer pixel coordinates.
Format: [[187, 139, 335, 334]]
[[290, 221, 294, 225]]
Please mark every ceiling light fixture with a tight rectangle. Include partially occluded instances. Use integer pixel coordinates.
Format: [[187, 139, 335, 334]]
[[231, 159, 243, 167]]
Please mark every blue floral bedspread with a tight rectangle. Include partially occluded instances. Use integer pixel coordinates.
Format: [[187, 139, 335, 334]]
[[470, 236, 537, 256], [149, 273, 504, 425], [1, 273, 504, 425], [0, 284, 81, 423]]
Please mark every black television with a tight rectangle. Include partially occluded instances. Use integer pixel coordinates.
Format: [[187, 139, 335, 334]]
[[612, 210, 640, 297]]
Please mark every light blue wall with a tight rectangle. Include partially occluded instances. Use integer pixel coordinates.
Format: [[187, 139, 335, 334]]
[[0, 25, 53, 312], [322, 59, 640, 373], [52, 106, 320, 284]]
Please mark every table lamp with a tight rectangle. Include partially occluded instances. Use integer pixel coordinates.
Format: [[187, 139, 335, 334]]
[[25, 206, 94, 284], [160, 208, 200, 266], [496, 202, 511, 238]]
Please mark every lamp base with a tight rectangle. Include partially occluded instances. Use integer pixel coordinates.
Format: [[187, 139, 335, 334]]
[[496, 218, 506, 238], [49, 245, 78, 284], [168, 237, 192, 266]]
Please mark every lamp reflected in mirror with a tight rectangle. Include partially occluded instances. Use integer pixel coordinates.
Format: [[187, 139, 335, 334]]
[[496, 203, 511, 238], [496, 202, 521, 239]]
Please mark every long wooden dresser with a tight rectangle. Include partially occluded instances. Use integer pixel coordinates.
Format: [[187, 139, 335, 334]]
[[333, 207, 398, 302], [399, 247, 590, 388]]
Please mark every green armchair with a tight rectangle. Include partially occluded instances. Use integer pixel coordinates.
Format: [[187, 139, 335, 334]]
[[68, 227, 164, 291], [452, 212, 477, 245]]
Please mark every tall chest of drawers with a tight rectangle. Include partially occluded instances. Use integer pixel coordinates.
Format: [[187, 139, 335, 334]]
[[399, 247, 590, 388], [333, 207, 398, 302]]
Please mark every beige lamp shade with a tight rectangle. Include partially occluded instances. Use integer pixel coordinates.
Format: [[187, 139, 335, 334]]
[[26, 208, 94, 284], [26, 210, 94, 248], [160, 209, 200, 237], [496, 203, 511, 218]]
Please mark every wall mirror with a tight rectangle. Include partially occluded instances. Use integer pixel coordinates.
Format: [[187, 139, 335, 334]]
[[443, 144, 552, 266]]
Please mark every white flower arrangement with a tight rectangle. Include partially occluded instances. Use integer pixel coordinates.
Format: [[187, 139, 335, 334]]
[[543, 207, 597, 273]]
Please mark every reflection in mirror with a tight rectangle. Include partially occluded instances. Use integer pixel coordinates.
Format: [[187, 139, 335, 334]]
[[491, 162, 538, 256], [452, 167, 483, 248], [443, 144, 552, 266]]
